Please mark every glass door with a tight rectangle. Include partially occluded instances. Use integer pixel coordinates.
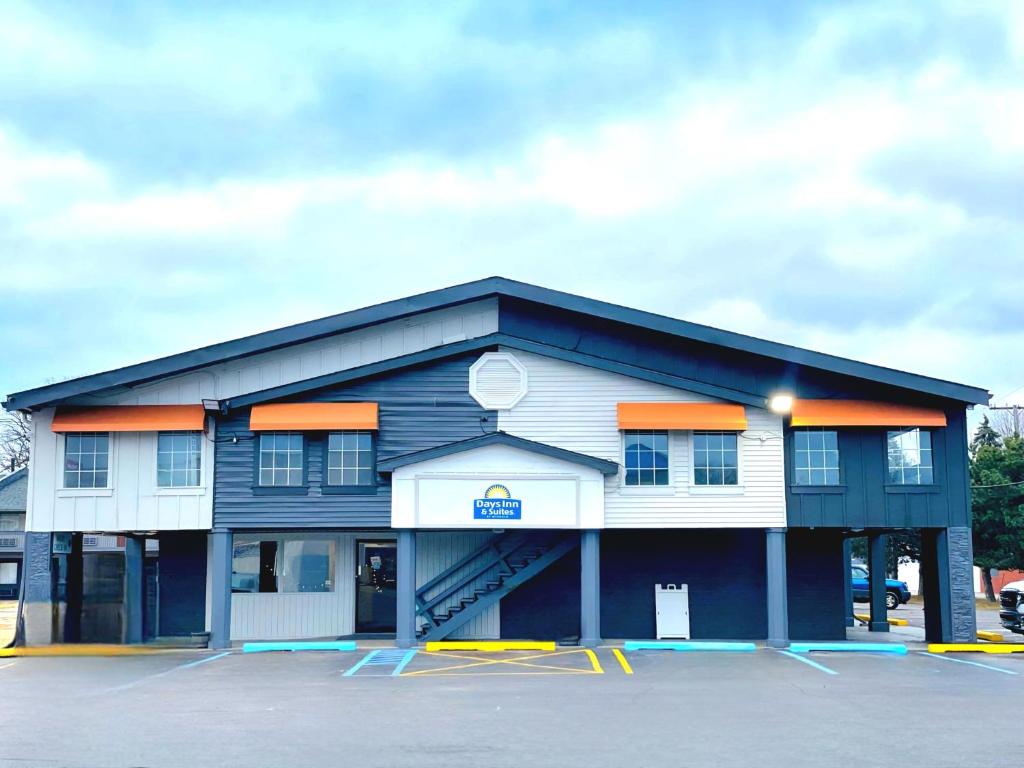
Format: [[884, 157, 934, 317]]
[[355, 541, 397, 633]]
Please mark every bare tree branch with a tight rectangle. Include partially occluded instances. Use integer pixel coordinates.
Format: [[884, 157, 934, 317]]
[[0, 412, 30, 475], [991, 408, 1024, 439]]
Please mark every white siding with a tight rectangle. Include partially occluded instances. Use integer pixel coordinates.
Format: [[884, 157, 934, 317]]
[[417, 532, 500, 639], [496, 349, 786, 528], [231, 533, 358, 641], [25, 299, 498, 532]]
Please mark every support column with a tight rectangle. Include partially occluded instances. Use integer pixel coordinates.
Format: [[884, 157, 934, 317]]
[[580, 530, 601, 648], [843, 538, 854, 627], [766, 528, 789, 648], [867, 532, 889, 632], [209, 530, 232, 650], [63, 532, 83, 643], [21, 532, 54, 646], [396, 529, 417, 649], [921, 527, 977, 643], [124, 535, 144, 644]]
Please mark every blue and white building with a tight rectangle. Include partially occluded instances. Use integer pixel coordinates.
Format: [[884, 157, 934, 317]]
[[2, 278, 988, 647]]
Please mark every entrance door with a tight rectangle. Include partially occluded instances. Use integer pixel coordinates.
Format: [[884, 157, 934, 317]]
[[355, 541, 397, 633]]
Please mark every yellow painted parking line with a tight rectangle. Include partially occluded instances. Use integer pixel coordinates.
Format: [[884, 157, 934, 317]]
[[0, 644, 178, 658], [853, 613, 908, 627], [612, 648, 633, 674], [424, 640, 555, 652], [928, 643, 1024, 654], [977, 630, 1004, 642], [403, 649, 602, 676], [584, 649, 603, 673]]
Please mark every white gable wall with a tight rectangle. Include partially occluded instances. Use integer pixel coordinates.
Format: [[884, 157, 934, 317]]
[[495, 349, 786, 528]]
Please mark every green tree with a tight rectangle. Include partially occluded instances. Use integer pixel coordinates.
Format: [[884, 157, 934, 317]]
[[971, 436, 1024, 601], [971, 415, 1001, 456]]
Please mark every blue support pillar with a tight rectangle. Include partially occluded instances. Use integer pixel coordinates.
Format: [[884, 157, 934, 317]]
[[766, 528, 788, 648], [580, 530, 601, 647], [21, 532, 54, 645], [396, 530, 417, 649], [843, 538, 854, 627], [868, 532, 889, 632], [124, 535, 144, 644], [209, 530, 232, 650]]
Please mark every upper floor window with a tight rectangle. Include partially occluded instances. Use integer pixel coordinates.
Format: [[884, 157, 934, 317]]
[[326, 431, 375, 486], [258, 432, 304, 487], [0, 514, 24, 532], [157, 431, 202, 487], [794, 429, 840, 485], [623, 430, 669, 486], [64, 432, 109, 488], [693, 431, 738, 486], [887, 428, 933, 485]]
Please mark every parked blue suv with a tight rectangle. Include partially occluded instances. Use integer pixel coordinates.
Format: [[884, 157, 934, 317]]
[[851, 565, 912, 610]]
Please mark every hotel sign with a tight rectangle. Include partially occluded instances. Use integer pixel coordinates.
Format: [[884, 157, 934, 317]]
[[473, 484, 522, 520]]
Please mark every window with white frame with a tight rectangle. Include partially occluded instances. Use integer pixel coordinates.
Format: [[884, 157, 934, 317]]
[[693, 431, 739, 486], [258, 432, 304, 487], [157, 431, 202, 487], [63, 432, 109, 488], [794, 429, 840, 485], [887, 428, 933, 485], [623, 430, 670, 486], [326, 431, 375, 486]]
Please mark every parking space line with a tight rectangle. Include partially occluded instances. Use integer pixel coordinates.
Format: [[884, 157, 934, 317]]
[[342, 649, 380, 676], [0, 661, 15, 671], [919, 651, 1019, 676], [612, 648, 633, 674], [777, 650, 839, 676], [403, 649, 602, 677], [584, 649, 603, 673], [101, 651, 231, 693], [391, 650, 417, 676]]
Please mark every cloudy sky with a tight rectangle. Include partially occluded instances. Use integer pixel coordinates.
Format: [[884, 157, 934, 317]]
[[2, 1, 1022, 421]]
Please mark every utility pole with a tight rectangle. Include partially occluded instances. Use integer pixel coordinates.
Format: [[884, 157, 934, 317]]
[[989, 404, 1023, 437]]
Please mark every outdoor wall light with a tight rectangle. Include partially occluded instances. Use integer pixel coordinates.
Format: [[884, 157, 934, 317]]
[[768, 394, 794, 414]]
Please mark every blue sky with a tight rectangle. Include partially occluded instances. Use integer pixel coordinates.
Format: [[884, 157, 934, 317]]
[[2, 1, 1023, 419]]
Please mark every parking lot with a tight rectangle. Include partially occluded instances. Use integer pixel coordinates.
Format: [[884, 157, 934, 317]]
[[1, 644, 1021, 768]]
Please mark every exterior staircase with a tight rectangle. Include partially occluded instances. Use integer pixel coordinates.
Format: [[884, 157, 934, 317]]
[[415, 532, 578, 642]]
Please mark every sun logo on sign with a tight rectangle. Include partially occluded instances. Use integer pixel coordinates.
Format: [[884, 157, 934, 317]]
[[484, 484, 511, 499]]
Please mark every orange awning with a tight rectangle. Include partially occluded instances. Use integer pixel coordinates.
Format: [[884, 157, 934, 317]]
[[249, 402, 379, 431], [790, 400, 947, 428], [617, 402, 748, 431], [52, 405, 206, 432]]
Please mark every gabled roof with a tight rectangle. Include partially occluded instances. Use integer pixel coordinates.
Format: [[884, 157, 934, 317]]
[[3, 276, 990, 410], [377, 431, 620, 475], [0, 468, 28, 513]]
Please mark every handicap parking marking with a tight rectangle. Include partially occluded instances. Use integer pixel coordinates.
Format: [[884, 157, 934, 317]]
[[777, 650, 839, 676], [401, 648, 605, 677], [343, 648, 418, 676], [919, 651, 1019, 676]]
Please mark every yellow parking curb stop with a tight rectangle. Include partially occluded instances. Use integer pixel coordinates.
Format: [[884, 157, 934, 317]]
[[927, 643, 1024, 654], [0, 644, 178, 658]]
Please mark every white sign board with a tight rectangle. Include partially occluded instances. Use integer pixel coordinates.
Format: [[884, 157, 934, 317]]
[[414, 476, 580, 528], [655, 584, 690, 639]]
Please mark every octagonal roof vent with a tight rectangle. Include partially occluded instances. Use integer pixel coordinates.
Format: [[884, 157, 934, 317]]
[[469, 352, 528, 410]]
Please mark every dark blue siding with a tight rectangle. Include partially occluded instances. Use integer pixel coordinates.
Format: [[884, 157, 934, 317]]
[[213, 355, 495, 529], [784, 408, 969, 528], [157, 532, 207, 636], [787, 529, 845, 640]]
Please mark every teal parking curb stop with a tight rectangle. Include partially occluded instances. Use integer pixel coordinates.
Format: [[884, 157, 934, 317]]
[[623, 641, 757, 652], [788, 642, 907, 654], [243, 641, 358, 653]]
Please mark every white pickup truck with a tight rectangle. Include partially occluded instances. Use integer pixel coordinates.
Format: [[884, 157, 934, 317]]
[[999, 581, 1024, 635]]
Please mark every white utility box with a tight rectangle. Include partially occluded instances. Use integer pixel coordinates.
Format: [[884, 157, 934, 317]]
[[655, 583, 690, 639]]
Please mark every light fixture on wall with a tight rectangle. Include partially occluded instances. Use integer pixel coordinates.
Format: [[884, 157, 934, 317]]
[[202, 399, 221, 413], [768, 393, 794, 414]]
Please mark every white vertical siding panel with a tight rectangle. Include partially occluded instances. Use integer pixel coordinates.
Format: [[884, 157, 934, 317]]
[[497, 349, 786, 528]]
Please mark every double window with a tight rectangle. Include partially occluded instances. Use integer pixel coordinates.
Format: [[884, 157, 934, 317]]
[[231, 535, 336, 593], [63, 432, 109, 489], [693, 431, 739, 486], [887, 428, 933, 485], [157, 431, 202, 487], [257, 430, 377, 488], [794, 429, 840, 486]]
